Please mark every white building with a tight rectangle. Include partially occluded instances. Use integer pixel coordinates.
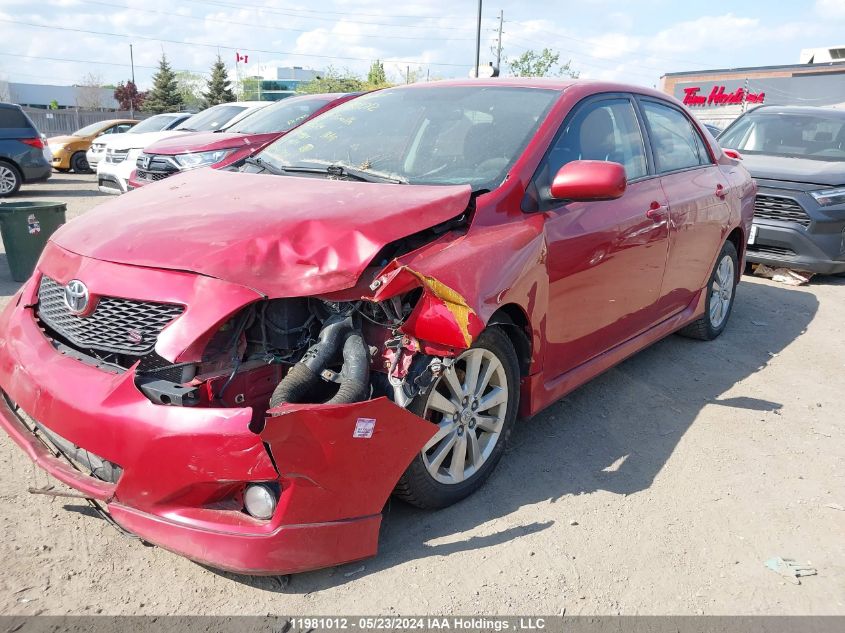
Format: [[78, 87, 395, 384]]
[[799, 45, 845, 64]]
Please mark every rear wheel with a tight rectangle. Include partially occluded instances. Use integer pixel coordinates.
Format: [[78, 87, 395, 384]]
[[0, 162, 21, 197], [394, 328, 519, 509], [71, 151, 90, 173], [679, 240, 738, 340]]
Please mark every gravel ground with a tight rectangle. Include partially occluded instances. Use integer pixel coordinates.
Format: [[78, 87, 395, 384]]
[[0, 173, 842, 616]]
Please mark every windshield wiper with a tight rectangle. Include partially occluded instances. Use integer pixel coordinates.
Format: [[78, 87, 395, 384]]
[[325, 162, 407, 184], [242, 156, 285, 175]]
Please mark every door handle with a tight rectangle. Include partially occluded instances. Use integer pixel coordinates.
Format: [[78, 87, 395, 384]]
[[715, 183, 727, 199], [646, 201, 668, 221]]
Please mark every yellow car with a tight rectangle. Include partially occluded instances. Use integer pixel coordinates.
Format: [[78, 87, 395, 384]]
[[48, 119, 138, 172]]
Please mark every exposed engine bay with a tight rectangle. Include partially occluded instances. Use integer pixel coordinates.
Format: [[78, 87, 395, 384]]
[[129, 218, 474, 426]]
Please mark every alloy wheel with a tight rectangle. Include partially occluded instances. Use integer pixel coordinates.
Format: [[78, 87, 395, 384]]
[[0, 165, 17, 194], [420, 347, 509, 485], [709, 254, 735, 329]]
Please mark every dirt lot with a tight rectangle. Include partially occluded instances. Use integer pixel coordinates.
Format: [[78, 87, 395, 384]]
[[0, 173, 843, 616]]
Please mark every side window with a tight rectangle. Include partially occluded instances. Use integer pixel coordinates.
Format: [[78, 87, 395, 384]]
[[641, 101, 710, 173], [547, 98, 648, 182], [0, 107, 31, 129], [115, 124, 133, 134]]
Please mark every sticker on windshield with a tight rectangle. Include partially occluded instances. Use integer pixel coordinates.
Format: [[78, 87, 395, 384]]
[[353, 418, 376, 439]]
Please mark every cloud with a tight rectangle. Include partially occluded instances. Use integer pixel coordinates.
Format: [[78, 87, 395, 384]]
[[815, 0, 845, 19]]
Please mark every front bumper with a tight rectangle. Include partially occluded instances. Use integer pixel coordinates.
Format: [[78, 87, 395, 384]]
[[0, 250, 435, 574], [747, 183, 845, 275], [96, 157, 135, 194], [747, 221, 845, 275]]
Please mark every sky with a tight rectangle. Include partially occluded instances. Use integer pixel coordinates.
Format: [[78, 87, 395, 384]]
[[1, 0, 845, 90]]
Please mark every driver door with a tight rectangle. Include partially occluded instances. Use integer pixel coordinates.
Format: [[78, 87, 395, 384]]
[[536, 95, 670, 378]]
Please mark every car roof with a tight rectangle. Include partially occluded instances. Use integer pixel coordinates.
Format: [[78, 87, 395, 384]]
[[390, 78, 675, 101], [0, 102, 24, 110], [744, 105, 845, 118]]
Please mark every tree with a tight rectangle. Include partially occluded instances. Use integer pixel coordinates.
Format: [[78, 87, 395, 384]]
[[507, 48, 579, 78], [114, 81, 147, 111], [366, 60, 388, 87], [202, 56, 236, 107], [175, 71, 205, 110], [296, 67, 365, 94], [49, 99, 59, 110], [238, 76, 263, 101], [75, 72, 106, 109], [143, 54, 184, 113]]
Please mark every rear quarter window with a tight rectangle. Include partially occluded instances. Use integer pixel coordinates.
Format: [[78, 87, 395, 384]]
[[0, 107, 32, 130]]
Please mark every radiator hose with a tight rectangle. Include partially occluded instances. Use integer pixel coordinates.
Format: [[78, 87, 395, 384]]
[[269, 316, 369, 408]]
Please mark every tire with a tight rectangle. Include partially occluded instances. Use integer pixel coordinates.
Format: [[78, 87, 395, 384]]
[[679, 240, 739, 341], [394, 327, 520, 509], [0, 161, 22, 197], [70, 151, 90, 173]]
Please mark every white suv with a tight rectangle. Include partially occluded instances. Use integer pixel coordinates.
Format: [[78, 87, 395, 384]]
[[86, 113, 191, 169]]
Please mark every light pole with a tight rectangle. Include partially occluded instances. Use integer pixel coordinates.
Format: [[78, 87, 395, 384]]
[[129, 43, 136, 118], [474, 0, 482, 78]]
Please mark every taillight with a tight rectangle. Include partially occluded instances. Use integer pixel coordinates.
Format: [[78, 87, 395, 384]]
[[723, 149, 742, 160], [20, 138, 45, 150]]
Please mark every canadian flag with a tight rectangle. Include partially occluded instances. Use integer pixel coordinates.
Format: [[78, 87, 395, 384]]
[[235, 52, 249, 64]]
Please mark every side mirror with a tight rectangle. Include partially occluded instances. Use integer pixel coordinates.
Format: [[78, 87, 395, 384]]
[[550, 160, 627, 201]]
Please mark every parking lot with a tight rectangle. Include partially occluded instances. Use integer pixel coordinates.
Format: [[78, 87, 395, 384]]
[[0, 173, 843, 616]]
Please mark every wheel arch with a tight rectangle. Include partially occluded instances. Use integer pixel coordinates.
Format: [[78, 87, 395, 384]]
[[487, 303, 532, 378], [725, 226, 745, 279]]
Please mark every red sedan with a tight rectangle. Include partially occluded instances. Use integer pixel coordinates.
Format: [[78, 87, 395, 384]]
[[128, 92, 357, 189], [0, 79, 754, 575]]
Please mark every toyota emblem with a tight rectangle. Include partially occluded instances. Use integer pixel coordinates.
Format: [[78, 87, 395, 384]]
[[64, 280, 90, 315]]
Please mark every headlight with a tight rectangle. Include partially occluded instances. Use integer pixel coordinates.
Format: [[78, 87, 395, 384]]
[[173, 149, 233, 169], [810, 187, 845, 207], [49, 144, 66, 153]]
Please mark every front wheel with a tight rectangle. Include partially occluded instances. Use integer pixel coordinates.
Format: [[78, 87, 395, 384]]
[[394, 327, 520, 509], [679, 240, 738, 340], [71, 151, 90, 173]]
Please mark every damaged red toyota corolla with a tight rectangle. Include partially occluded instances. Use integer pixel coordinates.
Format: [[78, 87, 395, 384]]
[[0, 80, 755, 575]]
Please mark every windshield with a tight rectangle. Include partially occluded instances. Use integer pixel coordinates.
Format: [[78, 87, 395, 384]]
[[177, 105, 247, 132], [719, 111, 845, 161], [258, 86, 558, 188], [129, 114, 180, 134], [72, 121, 112, 136], [227, 96, 333, 134]]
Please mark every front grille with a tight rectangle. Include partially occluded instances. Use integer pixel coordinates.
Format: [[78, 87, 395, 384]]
[[36, 276, 184, 356], [747, 244, 797, 258], [753, 195, 811, 227], [136, 169, 171, 182], [105, 148, 129, 164]]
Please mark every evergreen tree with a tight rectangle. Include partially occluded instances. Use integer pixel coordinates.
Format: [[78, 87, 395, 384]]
[[203, 55, 236, 106], [366, 60, 388, 87], [143, 54, 184, 113]]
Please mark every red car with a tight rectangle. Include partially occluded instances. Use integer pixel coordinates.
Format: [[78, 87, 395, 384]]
[[128, 93, 356, 188], [0, 80, 754, 575]]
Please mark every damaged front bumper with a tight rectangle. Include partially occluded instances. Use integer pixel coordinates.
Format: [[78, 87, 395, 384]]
[[0, 276, 435, 575]]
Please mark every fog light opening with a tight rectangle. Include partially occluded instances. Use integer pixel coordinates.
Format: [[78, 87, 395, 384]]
[[243, 483, 278, 520]]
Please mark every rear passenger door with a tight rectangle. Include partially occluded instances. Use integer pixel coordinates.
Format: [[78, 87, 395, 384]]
[[637, 98, 732, 320]]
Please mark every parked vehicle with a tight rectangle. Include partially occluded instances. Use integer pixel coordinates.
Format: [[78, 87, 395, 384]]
[[0, 103, 51, 196], [47, 119, 138, 173], [86, 113, 191, 169], [97, 102, 269, 194], [718, 105, 845, 275], [129, 94, 357, 189], [0, 80, 754, 575]]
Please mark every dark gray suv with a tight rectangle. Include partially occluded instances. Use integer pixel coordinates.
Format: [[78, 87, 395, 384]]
[[0, 103, 51, 197], [719, 106, 845, 275]]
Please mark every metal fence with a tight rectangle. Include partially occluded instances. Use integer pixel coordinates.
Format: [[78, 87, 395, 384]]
[[23, 108, 150, 136]]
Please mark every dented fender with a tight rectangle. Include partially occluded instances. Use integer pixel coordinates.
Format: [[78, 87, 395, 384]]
[[262, 397, 436, 524]]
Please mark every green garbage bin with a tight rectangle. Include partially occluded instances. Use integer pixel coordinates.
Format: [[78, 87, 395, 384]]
[[0, 201, 67, 283]]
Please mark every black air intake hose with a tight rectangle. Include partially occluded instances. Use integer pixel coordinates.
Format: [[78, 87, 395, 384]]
[[326, 331, 369, 405], [269, 316, 370, 407]]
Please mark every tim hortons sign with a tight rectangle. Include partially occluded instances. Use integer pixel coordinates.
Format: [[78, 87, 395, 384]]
[[682, 85, 766, 107]]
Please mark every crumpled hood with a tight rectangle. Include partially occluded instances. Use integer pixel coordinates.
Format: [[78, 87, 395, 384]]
[[740, 153, 845, 187], [51, 169, 472, 297]]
